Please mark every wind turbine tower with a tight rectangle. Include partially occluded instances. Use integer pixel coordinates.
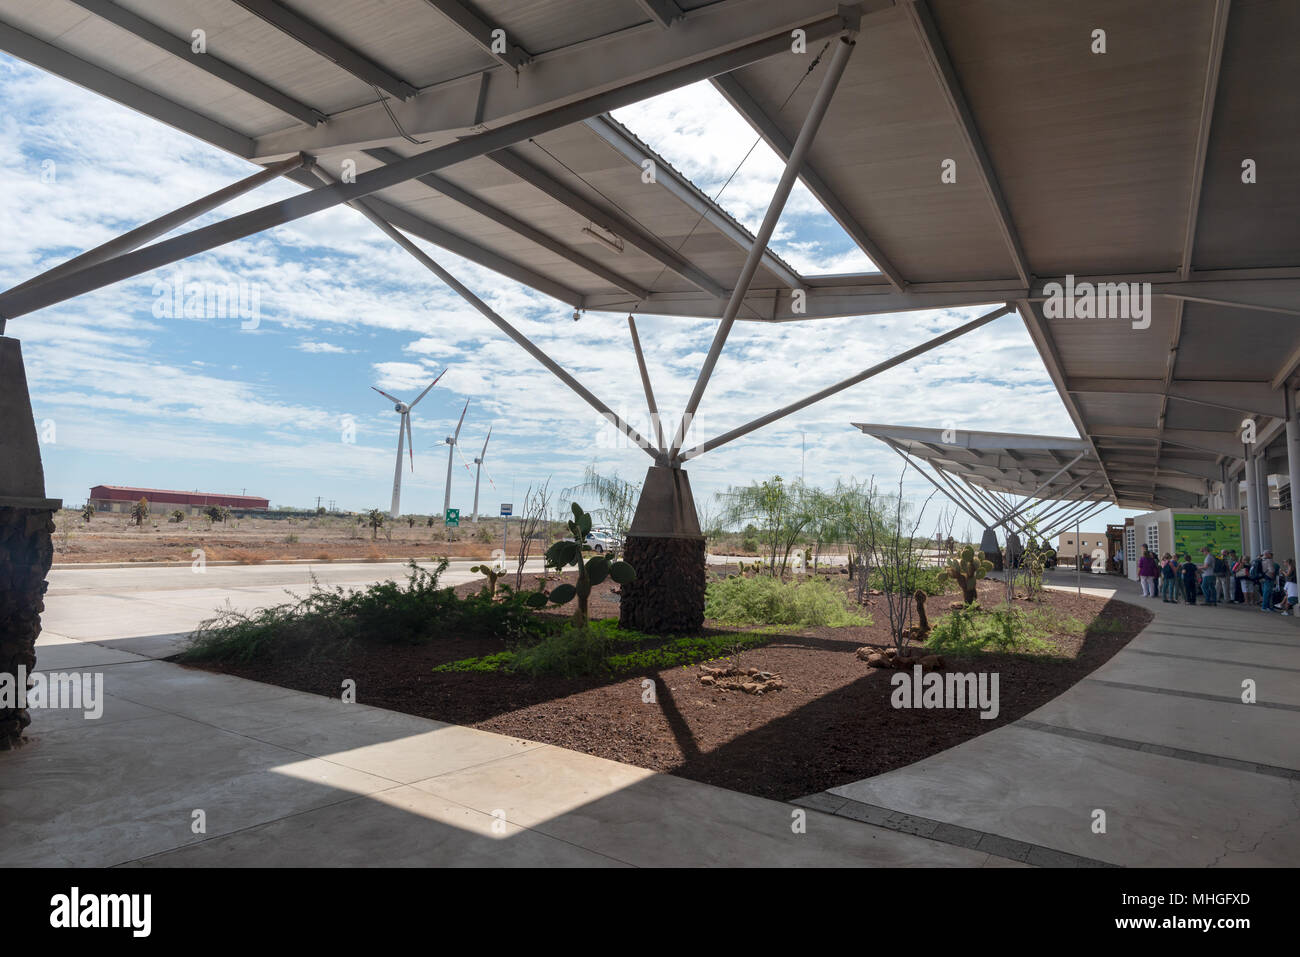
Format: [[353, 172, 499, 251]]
[[471, 427, 493, 523], [371, 371, 444, 519], [442, 398, 469, 518]]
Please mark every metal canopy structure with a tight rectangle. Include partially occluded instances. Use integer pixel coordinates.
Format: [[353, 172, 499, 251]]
[[1, 0, 1297, 515], [854, 423, 1114, 544]]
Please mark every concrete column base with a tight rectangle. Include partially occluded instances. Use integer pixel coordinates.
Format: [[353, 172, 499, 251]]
[[0, 504, 56, 749], [979, 527, 1003, 571], [618, 466, 706, 634]]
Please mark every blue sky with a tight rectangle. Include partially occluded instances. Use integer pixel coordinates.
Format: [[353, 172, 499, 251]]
[[1, 50, 1136, 533]]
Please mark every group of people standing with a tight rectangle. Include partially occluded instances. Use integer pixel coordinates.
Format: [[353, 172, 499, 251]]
[[1136, 544, 1297, 612]]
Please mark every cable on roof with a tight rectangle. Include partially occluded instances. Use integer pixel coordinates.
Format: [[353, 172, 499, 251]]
[[372, 84, 429, 145], [528, 40, 832, 323]]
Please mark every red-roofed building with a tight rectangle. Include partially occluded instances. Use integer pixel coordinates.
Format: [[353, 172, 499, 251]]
[[88, 485, 268, 515]]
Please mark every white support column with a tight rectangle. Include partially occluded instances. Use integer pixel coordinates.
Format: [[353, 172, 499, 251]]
[[1288, 388, 1300, 564], [1256, 456, 1273, 554], [1244, 453, 1260, 556]]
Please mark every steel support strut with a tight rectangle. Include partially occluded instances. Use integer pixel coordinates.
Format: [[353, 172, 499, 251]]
[[678, 304, 1014, 462], [0, 153, 306, 333], [310, 167, 659, 460], [627, 316, 665, 451], [667, 29, 859, 460]]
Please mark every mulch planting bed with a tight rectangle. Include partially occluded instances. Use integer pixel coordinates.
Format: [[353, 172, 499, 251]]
[[185, 571, 1151, 802]]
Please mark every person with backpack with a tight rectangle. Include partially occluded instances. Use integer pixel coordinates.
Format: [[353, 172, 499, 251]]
[[1160, 553, 1178, 602], [1256, 551, 1278, 612], [1214, 550, 1231, 604], [1138, 545, 1158, 597], [1199, 545, 1219, 606], [1180, 553, 1199, 604], [1233, 553, 1250, 604], [1281, 560, 1298, 616]]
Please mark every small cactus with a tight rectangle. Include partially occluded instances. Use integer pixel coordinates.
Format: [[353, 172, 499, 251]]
[[469, 561, 506, 599], [526, 503, 634, 625], [946, 545, 993, 605]]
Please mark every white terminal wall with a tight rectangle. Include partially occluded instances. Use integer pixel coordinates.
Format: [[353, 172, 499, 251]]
[[1125, 508, 1295, 581]]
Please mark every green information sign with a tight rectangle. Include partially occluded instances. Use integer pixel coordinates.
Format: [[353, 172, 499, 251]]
[[1172, 513, 1241, 558], [444, 508, 460, 527]]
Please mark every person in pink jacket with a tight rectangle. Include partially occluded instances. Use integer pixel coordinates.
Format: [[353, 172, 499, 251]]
[[1138, 546, 1158, 597]]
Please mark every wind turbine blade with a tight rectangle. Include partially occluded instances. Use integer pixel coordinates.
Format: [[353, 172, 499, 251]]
[[481, 463, 498, 491], [479, 426, 492, 459], [405, 414, 414, 471], [452, 398, 469, 443], [456, 443, 476, 477], [407, 369, 446, 409], [371, 386, 402, 405]]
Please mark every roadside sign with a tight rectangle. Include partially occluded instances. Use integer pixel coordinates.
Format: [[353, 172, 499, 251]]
[[500, 503, 512, 516], [444, 508, 460, 527]]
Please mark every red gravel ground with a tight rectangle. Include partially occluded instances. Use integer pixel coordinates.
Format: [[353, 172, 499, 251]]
[[188, 573, 1151, 801]]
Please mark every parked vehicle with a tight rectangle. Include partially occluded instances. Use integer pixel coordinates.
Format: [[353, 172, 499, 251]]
[[584, 529, 622, 553]]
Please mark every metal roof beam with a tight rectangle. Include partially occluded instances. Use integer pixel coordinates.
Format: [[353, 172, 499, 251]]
[[1179, 0, 1231, 279], [0, 20, 253, 157], [710, 72, 907, 292], [904, 0, 1031, 287], [354, 194, 582, 305], [5, 21, 870, 323], [250, 0, 875, 160], [1090, 425, 1244, 458], [635, 0, 685, 29], [229, 0, 418, 99], [582, 114, 801, 288], [363, 147, 649, 299], [1067, 378, 1284, 418], [66, 0, 325, 126], [487, 148, 728, 300], [418, 0, 531, 70]]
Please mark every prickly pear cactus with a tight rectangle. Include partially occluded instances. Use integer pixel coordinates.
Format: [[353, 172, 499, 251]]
[[946, 545, 993, 604]]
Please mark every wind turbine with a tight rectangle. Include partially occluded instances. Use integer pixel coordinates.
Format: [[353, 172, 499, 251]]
[[371, 371, 444, 519], [442, 398, 469, 519], [470, 427, 494, 523]]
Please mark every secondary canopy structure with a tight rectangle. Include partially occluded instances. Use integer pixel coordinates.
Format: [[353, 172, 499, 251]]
[[855, 423, 1113, 546]]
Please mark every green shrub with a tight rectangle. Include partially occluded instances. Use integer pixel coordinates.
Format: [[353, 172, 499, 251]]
[[704, 576, 869, 628], [180, 560, 543, 663], [927, 602, 1054, 655], [741, 537, 759, 553], [868, 565, 949, 596], [434, 621, 782, 677], [509, 620, 619, 677]]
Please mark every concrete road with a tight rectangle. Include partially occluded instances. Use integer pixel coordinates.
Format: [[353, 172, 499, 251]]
[[41, 559, 542, 659]]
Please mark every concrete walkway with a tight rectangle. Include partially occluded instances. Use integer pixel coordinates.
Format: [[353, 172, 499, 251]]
[[797, 574, 1300, 867], [4, 561, 1001, 867]]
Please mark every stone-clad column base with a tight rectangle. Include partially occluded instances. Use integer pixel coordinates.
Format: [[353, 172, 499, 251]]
[[617, 466, 706, 635], [0, 505, 55, 749], [619, 536, 706, 634]]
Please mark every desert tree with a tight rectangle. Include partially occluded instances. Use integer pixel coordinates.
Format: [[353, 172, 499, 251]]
[[365, 508, 385, 540], [514, 478, 552, 591], [564, 464, 640, 549], [130, 497, 149, 526], [834, 477, 885, 603], [719, 476, 815, 576], [875, 467, 938, 653], [80, 503, 95, 523]]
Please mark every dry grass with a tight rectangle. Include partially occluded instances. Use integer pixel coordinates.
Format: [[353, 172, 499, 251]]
[[314, 552, 333, 562], [227, 550, 267, 565]]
